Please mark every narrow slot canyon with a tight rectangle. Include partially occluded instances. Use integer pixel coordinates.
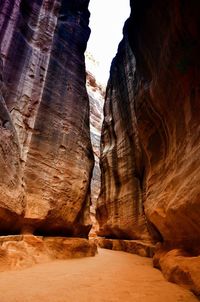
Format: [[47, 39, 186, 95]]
[[0, 0, 200, 301]]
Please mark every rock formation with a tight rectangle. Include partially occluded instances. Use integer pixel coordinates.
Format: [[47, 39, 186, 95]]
[[0, 0, 94, 238], [0, 235, 97, 271], [97, 0, 200, 295], [1, 0, 200, 294], [86, 56, 104, 209], [97, 36, 152, 241], [85, 53, 104, 236]]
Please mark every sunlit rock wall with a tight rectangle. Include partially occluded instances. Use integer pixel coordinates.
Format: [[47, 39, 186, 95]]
[[97, 0, 200, 247], [86, 67, 104, 236], [97, 36, 152, 241], [87, 71, 104, 207], [0, 0, 93, 237]]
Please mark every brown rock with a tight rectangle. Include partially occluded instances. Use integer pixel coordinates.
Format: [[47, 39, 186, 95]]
[[153, 247, 200, 296], [0, 56, 23, 234], [86, 57, 104, 237], [96, 37, 153, 241], [87, 70, 104, 206], [0, 235, 97, 271], [97, 0, 200, 294], [126, 0, 200, 251], [0, 0, 93, 237], [96, 237, 155, 258], [98, 0, 200, 245]]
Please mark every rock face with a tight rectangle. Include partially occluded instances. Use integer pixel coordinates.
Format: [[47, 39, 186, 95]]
[[97, 37, 152, 241], [85, 52, 104, 237], [96, 237, 155, 258], [126, 0, 200, 252], [153, 246, 200, 296], [0, 235, 97, 271], [97, 0, 200, 294], [0, 55, 23, 235], [86, 59, 104, 237], [0, 0, 93, 237], [86, 68, 104, 210]]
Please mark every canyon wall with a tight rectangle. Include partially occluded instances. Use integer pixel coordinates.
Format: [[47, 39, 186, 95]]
[[0, 0, 93, 237], [97, 36, 152, 241], [97, 0, 200, 294], [86, 64, 104, 236], [86, 54, 104, 210]]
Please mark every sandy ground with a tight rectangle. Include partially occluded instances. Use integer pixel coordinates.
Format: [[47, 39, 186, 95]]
[[0, 248, 198, 302]]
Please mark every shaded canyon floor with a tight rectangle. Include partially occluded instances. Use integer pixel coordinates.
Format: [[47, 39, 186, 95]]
[[0, 248, 198, 302]]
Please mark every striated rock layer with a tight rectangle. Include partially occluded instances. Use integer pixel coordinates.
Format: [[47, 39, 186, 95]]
[[0, 0, 93, 237], [85, 55, 104, 236], [97, 36, 152, 241], [86, 70, 104, 210], [97, 0, 200, 294]]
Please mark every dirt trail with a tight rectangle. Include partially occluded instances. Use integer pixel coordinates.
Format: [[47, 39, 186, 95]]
[[0, 248, 198, 302]]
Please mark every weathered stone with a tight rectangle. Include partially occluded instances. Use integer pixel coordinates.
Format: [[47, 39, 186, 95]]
[[96, 238, 155, 258], [96, 36, 153, 241], [0, 235, 97, 271], [0, 55, 24, 234], [127, 0, 200, 252], [153, 247, 200, 297], [97, 0, 200, 294], [0, 0, 93, 237], [86, 56, 104, 237], [87, 70, 104, 208]]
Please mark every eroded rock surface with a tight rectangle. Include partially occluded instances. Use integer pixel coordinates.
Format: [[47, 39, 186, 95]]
[[0, 235, 97, 271], [85, 55, 104, 237], [0, 55, 23, 235], [153, 247, 200, 297], [97, 0, 200, 294], [97, 36, 152, 241], [87, 70, 104, 209], [96, 237, 155, 258], [0, 0, 93, 237]]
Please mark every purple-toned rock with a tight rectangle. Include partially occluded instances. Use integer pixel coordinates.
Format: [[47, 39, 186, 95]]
[[0, 0, 93, 237]]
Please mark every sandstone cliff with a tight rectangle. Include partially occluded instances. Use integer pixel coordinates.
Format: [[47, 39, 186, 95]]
[[97, 36, 152, 241], [0, 0, 93, 237], [86, 55, 104, 210], [86, 67, 104, 236], [97, 0, 200, 294]]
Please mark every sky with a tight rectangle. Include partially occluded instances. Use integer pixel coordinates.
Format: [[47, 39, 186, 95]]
[[86, 0, 130, 85]]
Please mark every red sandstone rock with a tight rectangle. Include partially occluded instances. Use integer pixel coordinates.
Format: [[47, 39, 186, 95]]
[[0, 55, 23, 234], [0, 0, 93, 237], [86, 70, 104, 209], [97, 0, 200, 294], [153, 247, 200, 296], [86, 56, 104, 237], [96, 237, 155, 258], [0, 235, 97, 271], [96, 37, 152, 241]]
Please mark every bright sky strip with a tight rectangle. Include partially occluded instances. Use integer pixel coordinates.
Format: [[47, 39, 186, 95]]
[[86, 0, 130, 85]]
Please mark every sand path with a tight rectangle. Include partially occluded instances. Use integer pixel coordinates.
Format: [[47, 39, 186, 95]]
[[0, 248, 198, 302]]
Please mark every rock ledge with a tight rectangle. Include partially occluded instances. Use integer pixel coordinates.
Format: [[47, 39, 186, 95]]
[[0, 235, 97, 271]]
